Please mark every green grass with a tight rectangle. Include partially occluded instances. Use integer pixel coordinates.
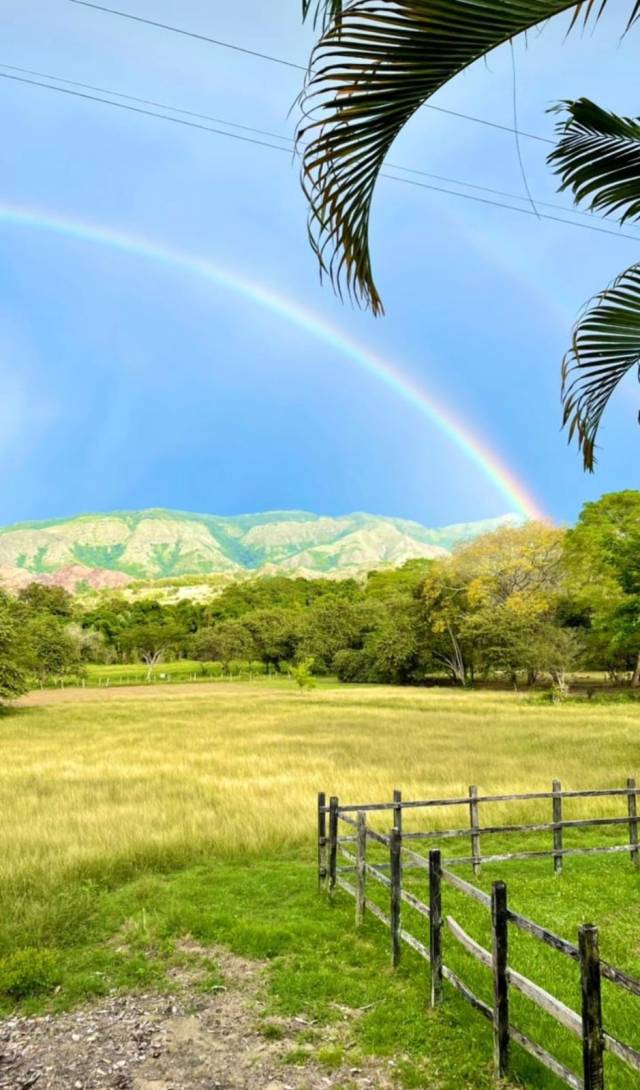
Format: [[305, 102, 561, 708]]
[[2, 683, 640, 1088]]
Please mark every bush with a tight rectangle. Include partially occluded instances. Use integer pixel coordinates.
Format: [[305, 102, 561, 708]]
[[0, 947, 61, 1000], [333, 649, 374, 683]]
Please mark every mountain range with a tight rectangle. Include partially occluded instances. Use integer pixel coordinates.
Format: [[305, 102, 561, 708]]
[[0, 509, 523, 593]]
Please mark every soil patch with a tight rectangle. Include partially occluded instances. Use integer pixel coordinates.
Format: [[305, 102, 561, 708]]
[[0, 949, 397, 1090]]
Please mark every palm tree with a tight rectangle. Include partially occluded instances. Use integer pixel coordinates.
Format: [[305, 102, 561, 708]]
[[299, 1, 640, 468], [550, 99, 640, 468]]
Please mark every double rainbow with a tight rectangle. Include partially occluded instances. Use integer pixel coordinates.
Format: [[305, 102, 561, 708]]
[[0, 202, 544, 521]]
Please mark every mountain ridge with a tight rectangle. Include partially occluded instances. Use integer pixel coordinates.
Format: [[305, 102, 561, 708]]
[[0, 508, 525, 592]]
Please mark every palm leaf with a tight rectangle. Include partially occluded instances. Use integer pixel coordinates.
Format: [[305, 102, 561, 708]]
[[299, 0, 640, 312], [562, 264, 640, 470], [549, 98, 640, 222], [302, 1, 344, 27]]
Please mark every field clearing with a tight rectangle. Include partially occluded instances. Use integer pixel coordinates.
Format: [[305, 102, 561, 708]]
[[3, 682, 640, 1088], [5, 682, 640, 887]]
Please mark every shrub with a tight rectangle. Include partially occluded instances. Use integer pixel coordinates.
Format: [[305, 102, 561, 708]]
[[0, 947, 61, 1000]]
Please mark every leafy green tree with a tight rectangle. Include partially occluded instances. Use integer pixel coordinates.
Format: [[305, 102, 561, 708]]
[[191, 621, 255, 668], [17, 583, 73, 619], [241, 609, 300, 668], [299, 1, 640, 464], [22, 615, 82, 686], [566, 491, 640, 684], [421, 523, 567, 685], [291, 657, 317, 691], [118, 619, 185, 679], [0, 594, 29, 702]]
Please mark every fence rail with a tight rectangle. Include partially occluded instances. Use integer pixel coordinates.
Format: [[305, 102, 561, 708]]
[[317, 782, 640, 1090]]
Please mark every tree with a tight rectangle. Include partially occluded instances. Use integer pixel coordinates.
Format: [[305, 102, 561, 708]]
[[118, 620, 184, 679], [241, 609, 299, 668], [299, 1, 640, 464], [291, 657, 317, 691], [420, 522, 567, 685], [565, 491, 640, 685], [22, 615, 82, 686], [0, 594, 29, 702], [18, 583, 73, 619], [191, 621, 255, 668], [548, 99, 640, 467]]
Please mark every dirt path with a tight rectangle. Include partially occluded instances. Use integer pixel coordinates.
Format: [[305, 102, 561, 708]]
[[15, 683, 265, 707], [0, 949, 396, 1090]]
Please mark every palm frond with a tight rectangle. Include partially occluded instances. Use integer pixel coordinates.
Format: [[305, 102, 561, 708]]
[[562, 263, 640, 470], [302, 1, 344, 29], [549, 98, 640, 222], [299, 0, 639, 311]]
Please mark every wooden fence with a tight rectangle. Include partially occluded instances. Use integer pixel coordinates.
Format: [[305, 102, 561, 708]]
[[316, 783, 640, 1090]]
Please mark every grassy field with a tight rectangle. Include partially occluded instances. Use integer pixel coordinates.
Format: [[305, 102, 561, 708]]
[[2, 681, 640, 1088]]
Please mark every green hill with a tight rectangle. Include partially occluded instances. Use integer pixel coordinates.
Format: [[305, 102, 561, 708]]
[[0, 508, 524, 592]]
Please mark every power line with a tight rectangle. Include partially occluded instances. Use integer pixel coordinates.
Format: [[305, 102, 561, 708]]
[[0, 63, 295, 146], [67, 0, 304, 71], [65, 0, 553, 145], [382, 172, 640, 244], [0, 71, 293, 155], [3, 68, 640, 246], [0, 62, 613, 227]]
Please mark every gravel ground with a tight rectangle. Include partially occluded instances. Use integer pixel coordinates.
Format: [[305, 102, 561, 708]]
[[0, 949, 396, 1090]]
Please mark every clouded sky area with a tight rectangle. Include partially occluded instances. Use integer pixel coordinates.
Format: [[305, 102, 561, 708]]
[[1, 1, 638, 528]]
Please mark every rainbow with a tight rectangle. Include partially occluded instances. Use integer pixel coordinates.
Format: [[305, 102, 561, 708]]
[[0, 201, 544, 520]]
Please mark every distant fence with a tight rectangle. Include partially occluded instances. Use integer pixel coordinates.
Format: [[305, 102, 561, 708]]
[[316, 782, 640, 1090]]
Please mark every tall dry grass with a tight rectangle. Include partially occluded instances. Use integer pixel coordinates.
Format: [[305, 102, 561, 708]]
[[2, 682, 639, 892]]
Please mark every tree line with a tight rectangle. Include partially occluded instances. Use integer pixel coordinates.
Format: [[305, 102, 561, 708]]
[[1, 492, 638, 700]]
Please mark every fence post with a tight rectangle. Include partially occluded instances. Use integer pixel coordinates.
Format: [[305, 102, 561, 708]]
[[393, 788, 402, 838], [469, 785, 481, 876], [491, 881, 510, 1080], [317, 792, 327, 889], [552, 779, 564, 875], [328, 796, 339, 896], [356, 811, 367, 926], [627, 777, 639, 869], [429, 849, 443, 1008], [390, 827, 402, 968], [580, 924, 605, 1090]]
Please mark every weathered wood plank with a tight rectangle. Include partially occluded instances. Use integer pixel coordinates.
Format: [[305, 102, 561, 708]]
[[334, 786, 640, 813], [604, 1031, 640, 1072], [393, 789, 402, 838], [328, 796, 339, 895], [553, 780, 563, 876], [469, 786, 481, 877], [318, 791, 327, 888], [580, 925, 605, 1090], [335, 875, 357, 897], [429, 850, 443, 1008], [510, 1026, 584, 1090], [399, 927, 430, 962], [508, 968, 582, 1037], [446, 916, 491, 968], [400, 887, 430, 920], [507, 909, 579, 962], [492, 881, 510, 1079], [364, 827, 390, 847], [402, 816, 632, 841], [442, 965, 492, 1021], [366, 898, 391, 928], [356, 811, 367, 928], [628, 777, 639, 869], [443, 843, 635, 868], [390, 827, 402, 968], [364, 861, 391, 888], [440, 867, 492, 908], [600, 959, 640, 999]]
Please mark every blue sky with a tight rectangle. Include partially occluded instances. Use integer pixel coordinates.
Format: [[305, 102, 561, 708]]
[[1, 0, 638, 528]]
